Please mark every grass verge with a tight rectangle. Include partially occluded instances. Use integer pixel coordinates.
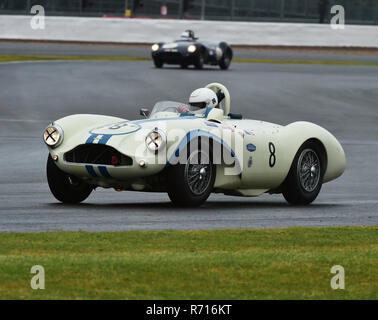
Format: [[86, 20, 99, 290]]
[[0, 226, 376, 299], [1, 54, 378, 66]]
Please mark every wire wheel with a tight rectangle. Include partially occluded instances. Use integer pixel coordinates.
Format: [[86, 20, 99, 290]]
[[166, 139, 215, 207], [184, 150, 212, 196], [297, 148, 321, 192]]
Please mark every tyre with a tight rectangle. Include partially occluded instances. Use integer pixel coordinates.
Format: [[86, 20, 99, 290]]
[[153, 57, 163, 68], [194, 50, 204, 69], [180, 62, 188, 69], [281, 141, 325, 205], [219, 48, 232, 70], [46, 154, 93, 203], [166, 139, 215, 207]]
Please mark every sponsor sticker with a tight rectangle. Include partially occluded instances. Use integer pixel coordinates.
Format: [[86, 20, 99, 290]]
[[246, 143, 256, 152]]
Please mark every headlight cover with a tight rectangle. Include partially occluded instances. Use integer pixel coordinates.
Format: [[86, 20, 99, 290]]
[[151, 43, 160, 52], [145, 128, 166, 153], [43, 123, 64, 148], [187, 45, 196, 53]]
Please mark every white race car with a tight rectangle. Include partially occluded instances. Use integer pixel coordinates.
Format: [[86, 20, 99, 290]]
[[43, 83, 345, 207]]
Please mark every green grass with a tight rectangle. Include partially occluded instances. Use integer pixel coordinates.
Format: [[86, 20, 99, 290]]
[[0, 227, 376, 299], [1, 54, 378, 66]]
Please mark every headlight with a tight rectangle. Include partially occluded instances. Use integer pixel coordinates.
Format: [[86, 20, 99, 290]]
[[187, 45, 196, 53], [43, 123, 63, 148], [151, 44, 160, 52], [145, 128, 166, 153]]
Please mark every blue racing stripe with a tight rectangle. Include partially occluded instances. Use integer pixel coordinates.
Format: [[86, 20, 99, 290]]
[[85, 165, 98, 177], [180, 113, 195, 117], [98, 134, 112, 145], [86, 134, 112, 145], [86, 134, 98, 144], [204, 107, 213, 117], [98, 166, 112, 178]]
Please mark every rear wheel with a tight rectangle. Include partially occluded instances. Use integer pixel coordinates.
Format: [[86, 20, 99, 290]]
[[167, 140, 215, 207], [46, 155, 93, 203], [281, 141, 325, 205]]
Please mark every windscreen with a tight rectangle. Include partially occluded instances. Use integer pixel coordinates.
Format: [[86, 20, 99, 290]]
[[150, 101, 199, 116]]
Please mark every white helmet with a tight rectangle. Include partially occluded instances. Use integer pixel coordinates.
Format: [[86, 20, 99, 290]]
[[189, 88, 218, 109]]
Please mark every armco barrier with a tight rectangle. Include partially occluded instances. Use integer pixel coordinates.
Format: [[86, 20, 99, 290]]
[[0, 15, 377, 48]]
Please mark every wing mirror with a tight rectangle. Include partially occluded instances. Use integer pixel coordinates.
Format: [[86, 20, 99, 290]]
[[140, 108, 150, 118]]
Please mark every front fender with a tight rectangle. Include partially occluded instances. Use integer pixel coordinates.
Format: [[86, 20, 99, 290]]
[[51, 114, 127, 154], [282, 121, 346, 183], [166, 129, 243, 178]]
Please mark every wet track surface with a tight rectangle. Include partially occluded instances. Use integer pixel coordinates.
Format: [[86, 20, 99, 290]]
[[0, 47, 377, 232], [2, 40, 378, 62]]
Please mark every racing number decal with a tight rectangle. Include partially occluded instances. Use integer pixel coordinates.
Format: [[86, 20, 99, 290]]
[[109, 122, 129, 130], [268, 142, 276, 168]]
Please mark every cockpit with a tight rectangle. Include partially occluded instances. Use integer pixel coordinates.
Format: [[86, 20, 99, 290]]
[[150, 101, 200, 117], [140, 83, 234, 121]]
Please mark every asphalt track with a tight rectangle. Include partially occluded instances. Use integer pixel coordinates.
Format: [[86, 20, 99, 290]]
[[0, 45, 377, 232], [2, 40, 378, 62]]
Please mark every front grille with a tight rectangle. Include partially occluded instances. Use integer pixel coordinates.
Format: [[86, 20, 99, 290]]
[[64, 144, 133, 166], [161, 52, 183, 63]]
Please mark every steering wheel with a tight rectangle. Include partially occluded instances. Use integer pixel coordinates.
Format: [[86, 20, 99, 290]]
[[205, 82, 231, 116]]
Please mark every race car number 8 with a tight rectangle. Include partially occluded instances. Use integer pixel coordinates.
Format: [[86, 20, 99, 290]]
[[269, 142, 276, 167]]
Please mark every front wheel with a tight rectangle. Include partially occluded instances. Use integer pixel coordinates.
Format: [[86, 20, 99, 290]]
[[46, 155, 93, 203], [219, 49, 232, 70], [166, 141, 215, 207], [194, 51, 204, 69], [153, 57, 163, 68], [281, 141, 325, 205]]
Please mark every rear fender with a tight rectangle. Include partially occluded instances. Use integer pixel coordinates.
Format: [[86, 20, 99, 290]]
[[282, 121, 346, 183]]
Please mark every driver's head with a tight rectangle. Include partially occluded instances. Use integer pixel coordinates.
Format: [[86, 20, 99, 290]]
[[181, 30, 195, 39], [189, 88, 218, 110]]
